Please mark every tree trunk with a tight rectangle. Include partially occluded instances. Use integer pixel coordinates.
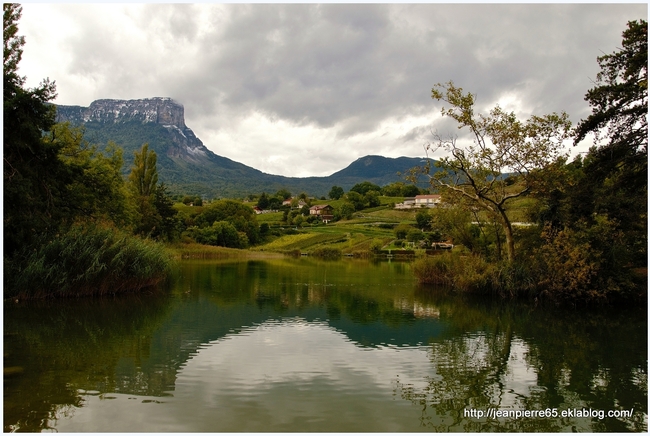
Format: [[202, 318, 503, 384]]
[[497, 207, 515, 262]]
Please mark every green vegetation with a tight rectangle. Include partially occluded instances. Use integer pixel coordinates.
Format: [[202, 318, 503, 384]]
[[5, 225, 172, 299], [3, 7, 177, 298], [411, 20, 647, 304]]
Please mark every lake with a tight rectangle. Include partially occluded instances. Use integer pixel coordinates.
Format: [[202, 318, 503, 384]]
[[3, 258, 647, 432]]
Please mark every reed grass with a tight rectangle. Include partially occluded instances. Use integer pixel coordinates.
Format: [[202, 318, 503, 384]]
[[414, 251, 538, 298], [5, 225, 173, 299]]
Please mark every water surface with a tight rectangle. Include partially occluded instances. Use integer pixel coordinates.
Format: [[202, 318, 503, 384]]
[[3, 258, 647, 432]]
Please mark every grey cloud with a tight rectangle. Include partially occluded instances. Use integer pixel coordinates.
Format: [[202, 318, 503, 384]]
[[22, 3, 647, 177]]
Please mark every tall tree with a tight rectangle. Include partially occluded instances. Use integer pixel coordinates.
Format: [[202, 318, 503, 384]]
[[425, 82, 572, 262], [574, 19, 647, 172], [128, 144, 161, 236], [3, 3, 61, 255], [128, 143, 158, 197], [572, 20, 647, 235]]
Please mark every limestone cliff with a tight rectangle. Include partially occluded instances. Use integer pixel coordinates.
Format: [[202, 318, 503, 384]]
[[55, 98, 209, 163]]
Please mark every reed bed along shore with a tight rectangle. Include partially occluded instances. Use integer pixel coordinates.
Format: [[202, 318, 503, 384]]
[[5, 225, 173, 299]]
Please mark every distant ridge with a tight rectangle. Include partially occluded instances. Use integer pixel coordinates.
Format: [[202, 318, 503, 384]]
[[56, 98, 434, 197]]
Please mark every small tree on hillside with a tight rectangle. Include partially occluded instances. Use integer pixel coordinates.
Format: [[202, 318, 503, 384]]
[[329, 185, 344, 200]]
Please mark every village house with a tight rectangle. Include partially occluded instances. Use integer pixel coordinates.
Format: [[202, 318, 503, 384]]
[[282, 198, 307, 208], [414, 194, 441, 208], [309, 204, 334, 223], [395, 195, 442, 209]]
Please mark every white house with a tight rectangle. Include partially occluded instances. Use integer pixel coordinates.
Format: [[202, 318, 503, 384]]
[[414, 195, 441, 208]]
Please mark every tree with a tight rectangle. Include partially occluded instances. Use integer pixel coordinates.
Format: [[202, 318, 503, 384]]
[[194, 199, 260, 245], [4, 3, 60, 255], [275, 188, 291, 200], [337, 202, 355, 220], [257, 192, 270, 210], [152, 183, 180, 241], [415, 210, 432, 230], [425, 81, 572, 262], [128, 143, 158, 197], [574, 20, 647, 174], [345, 191, 365, 211], [569, 20, 647, 267], [364, 190, 381, 208], [44, 123, 131, 227], [402, 184, 421, 197], [128, 144, 161, 236], [394, 224, 411, 240], [350, 181, 381, 196], [328, 185, 344, 200]]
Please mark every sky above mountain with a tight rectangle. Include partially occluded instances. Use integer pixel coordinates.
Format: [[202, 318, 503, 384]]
[[18, 3, 646, 177]]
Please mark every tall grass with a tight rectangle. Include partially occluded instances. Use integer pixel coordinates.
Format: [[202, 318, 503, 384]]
[[413, 252, 535, 297], [5, 225, 173, 299]]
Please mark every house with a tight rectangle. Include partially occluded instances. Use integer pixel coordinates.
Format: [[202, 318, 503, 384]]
[[414, 194, 441, 208], [282, 198, 307, 208], [394, 197, 416, 209], [309, 204, 334, 223]]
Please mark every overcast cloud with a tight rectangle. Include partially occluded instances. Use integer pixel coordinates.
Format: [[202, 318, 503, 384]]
[[18, 3, 647, 177]]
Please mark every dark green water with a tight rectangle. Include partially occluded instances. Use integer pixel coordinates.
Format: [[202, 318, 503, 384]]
[[3, 258, 647, 432]]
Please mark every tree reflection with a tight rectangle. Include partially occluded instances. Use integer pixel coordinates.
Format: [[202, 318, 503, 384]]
[[394, 288, 647, 432]]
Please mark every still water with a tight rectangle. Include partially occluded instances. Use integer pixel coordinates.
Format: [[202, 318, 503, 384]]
[[3, 258, 647, 432]]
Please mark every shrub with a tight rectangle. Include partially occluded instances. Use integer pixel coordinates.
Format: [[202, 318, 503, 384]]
[[311, 247, 342, 260]]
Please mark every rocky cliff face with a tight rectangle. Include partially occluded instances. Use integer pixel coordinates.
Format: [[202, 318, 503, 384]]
[[55, 98, 209, 163]]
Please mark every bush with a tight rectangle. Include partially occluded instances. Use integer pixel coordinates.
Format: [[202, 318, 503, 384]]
[[311, 247, 342, 260], [5, 225, 172, 299], [414, 251, 545, 299]]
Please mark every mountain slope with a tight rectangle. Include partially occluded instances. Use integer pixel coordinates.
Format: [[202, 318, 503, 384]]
[[55, 98, 433, 198]]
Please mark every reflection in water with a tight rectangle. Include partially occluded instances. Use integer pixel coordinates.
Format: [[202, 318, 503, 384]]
[[3, 259, 647, 432]]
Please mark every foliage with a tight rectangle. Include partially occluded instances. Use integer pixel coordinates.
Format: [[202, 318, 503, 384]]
[[530, 218, 642, 302], [3, 4, 61, 255], [415, 210, 432, 230], [336, 202, 356, 220], [561, 20, 648, 269], [310, 247, 342, 260], [394, 224, 412, 239], [574, 19, 647, 165], [128, 143, 158, 197], [406, 229, 424, 243], [188, 221, 248, 248], [44, 123, 132, 227], [350, 181, 381, 195], [5, 225, 172, 299], [369, 238, 384, 253], [275, 188, 292, 200], [423, 82, 572, 262], [152, 183, 181, 241], [328, 185, 344, 200], [257, 192, 270, 209], [345, 191, 365, 211], [363, 190, 381, 208], [193, 199, 260, 245]]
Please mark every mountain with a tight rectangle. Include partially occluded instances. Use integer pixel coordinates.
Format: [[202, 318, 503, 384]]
[[55, 98, 434, 198]]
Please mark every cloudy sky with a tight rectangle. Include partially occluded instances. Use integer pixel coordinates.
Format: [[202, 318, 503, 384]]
[[18, 3, 647, 177]]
